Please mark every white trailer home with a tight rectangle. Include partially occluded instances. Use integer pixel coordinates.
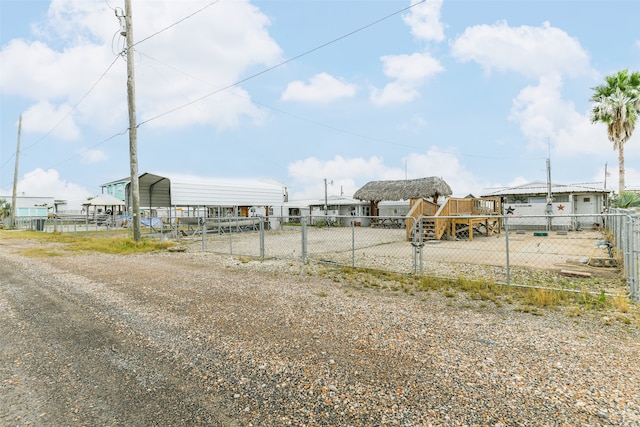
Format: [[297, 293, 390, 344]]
[[482, 181, 611, 230]]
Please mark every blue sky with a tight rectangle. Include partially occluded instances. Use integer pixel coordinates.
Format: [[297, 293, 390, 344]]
[[1, 0, 639, 207]]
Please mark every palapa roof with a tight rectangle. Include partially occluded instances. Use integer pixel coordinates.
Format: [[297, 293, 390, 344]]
[[353, 177, 452, 202]]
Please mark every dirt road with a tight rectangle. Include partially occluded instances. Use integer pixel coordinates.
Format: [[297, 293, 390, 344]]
[[0, 249, 240, 425], [1, 238, 639, 426]]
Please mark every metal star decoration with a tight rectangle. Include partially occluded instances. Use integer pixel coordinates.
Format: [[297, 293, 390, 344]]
[[506, 206, 515, 214]]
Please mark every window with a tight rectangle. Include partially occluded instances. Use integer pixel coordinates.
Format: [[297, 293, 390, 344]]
[[529, 197, 547, 204], [583, 197, 590, 202], [506, 195, 527, 204], [553, 195, 569, 203]]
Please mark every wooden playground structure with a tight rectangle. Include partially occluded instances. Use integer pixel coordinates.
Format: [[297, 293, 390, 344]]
[[405, 197, 502, 242]]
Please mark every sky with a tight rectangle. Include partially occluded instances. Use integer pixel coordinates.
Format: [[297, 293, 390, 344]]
[[1, 0, 639, 208]]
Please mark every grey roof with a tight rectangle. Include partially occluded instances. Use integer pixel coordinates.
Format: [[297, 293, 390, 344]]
[[130, 173, 285, 207], [353, 177, 452, 202], [83, 194, 126, 206], [482, 181, 609, 197]]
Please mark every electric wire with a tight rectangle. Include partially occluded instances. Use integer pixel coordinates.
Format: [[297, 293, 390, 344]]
[[48, 130, 129, 170], [2, 0, 543, 192], [2, 0, 222, 181], [0, 55, 121, 171], [138, 50, 545, 161], [132, 1, 220, 49], [136, 0, 428, 128]]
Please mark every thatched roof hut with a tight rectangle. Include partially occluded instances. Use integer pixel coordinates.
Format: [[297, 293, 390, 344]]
[[353, 177, 452, 203]]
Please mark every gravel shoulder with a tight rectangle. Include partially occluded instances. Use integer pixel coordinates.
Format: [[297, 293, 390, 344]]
[[1, 238, 639, 426]]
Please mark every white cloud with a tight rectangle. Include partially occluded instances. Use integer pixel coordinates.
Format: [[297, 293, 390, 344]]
[[34, 0, 114, 44], [403, 148, 484, 197], [15, 168, 92, 204], [0, 1, 282, 136], [281, 73, 357, 103], [287, 155, 392, 200], [402, 0, 445, 42], [397, 114, 427, 132], [508, 75, 618, 157], [592, 164, 640, 191], [451, 21, 592, 79], [287, 149, 488, 200], [370, 52, 444, 106], [22, 101, 81, 140], [79, 148, 108, 163]]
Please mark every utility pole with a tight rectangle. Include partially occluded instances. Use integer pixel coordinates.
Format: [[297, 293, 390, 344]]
[[123, 0, 141, 242], [324, 178, 333, 217], [10, 114, 22, 229], [545, 157, 553, 231]]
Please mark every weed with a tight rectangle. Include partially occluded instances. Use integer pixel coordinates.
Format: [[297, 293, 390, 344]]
[[524, 288, 562, 308], [22, 248, 64, 257], [443, 290, 456, 298], [612, 295, 630, 313]]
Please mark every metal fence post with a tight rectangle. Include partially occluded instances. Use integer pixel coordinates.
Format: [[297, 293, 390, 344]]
[[260, 217, 265, 260], [301, 216, 307, 263], [201, 217, 207, 252], [505, 215, 511, 285], [630, 213, 638, 302], [410, 216, 423, 275], [351, 220, 355, 268]]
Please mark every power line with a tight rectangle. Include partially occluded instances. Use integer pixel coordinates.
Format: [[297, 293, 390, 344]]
[[1, 2, 220, 187], [1, 55, 121, 170], [132, 1, 220, 49], [137, 0, 428, 127], [138, 50, 545, 162]]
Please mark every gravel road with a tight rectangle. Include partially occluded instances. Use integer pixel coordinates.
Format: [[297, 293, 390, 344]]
[[1, 238, 639, 426]]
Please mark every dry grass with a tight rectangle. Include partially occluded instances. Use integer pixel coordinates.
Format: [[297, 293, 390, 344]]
[[329, 265, 638, 324], [0, 230, 174, 255]]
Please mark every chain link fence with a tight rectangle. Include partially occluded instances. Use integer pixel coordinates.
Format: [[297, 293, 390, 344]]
[[192, 213, 635, 301], [7, 211, 637, 302], [3, 215, 132, 237]]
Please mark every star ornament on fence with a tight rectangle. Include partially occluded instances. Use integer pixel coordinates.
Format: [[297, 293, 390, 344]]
[[557, 204, 565, 211]]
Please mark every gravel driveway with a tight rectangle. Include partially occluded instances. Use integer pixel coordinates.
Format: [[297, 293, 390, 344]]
[[1, 238, 639, 426]]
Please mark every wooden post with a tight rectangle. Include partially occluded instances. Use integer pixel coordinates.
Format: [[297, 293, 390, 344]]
[[124, 0, 141, 242]]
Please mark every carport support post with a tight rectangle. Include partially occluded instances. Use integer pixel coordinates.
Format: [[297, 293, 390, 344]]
[[505, 215, 511, 285], [301, 217, 307, 263]]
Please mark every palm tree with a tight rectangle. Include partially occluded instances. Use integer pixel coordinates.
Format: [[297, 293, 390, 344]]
[[0, 199, 10, 216], [591, 69, 640, 194]]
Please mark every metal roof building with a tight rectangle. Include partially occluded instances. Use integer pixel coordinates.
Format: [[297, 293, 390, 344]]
[[124, 173, 286, 211]]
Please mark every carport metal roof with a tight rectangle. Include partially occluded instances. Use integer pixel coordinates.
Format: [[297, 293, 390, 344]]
[[126, 173, 285, 208]]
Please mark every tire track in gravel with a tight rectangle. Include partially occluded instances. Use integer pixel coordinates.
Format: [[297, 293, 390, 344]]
[[0, 251, 241, 426]]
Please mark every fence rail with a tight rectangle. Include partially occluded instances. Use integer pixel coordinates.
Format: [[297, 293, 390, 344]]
[[5, 212, 638, 302]]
